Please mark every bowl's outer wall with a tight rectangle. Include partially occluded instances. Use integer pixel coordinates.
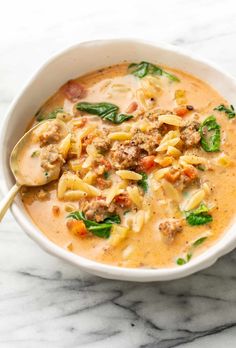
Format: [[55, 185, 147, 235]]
[[1, 39, 236, 281]]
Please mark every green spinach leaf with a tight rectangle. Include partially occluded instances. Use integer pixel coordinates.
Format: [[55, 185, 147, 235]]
[[214, 104, 235, 119], [185, 204, 213, 226], [76, 102, 133, 124], [128, 61, 180, 82], [199, 116, 221, 152], [67, 211, 120, 239], [192, 236, 208, 247], [36, 107, 63, 122], [137, 172, 148, 193]]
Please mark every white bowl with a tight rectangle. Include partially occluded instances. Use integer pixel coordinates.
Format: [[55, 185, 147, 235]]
[[1, 39, 236, 282]]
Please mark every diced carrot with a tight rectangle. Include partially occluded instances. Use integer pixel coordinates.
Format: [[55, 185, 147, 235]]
[[67, 220, 87, 237], [182, 166, 198, 179], [126, 101, 138, 113], [175, 107, 188, 117], [164, 170, 181, 183], [140, 155, 156, 171], [52, 205, 60, 217]]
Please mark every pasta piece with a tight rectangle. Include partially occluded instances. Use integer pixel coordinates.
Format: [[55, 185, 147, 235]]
[[167, 146, 181, 158], [154, 156, 174, 167], [69, 134, 82, 158], [108, 132, 132, 141], [156, 138, 180, 152], [136, 88, 148, 109], [83, 171, 96, 185], [58, 133, 71, 159], [116, 170, 142, 181], [175, 89, 187, 105], [158, 115, 183, 127], [160, 130, 180, 144], [111, 84, 131, 93], [138, 119, 153, 132], [180, 155, 206, 165], [58, 173, 101, 200], [68, 159, 82, 172], [109, 225, 129, 247], [161, 179, 180, 202], [184, 189, 205, 211], [133, 210, 145, 233], [153, 167, 171, 180], [127, 186, 143, 208], [63, 190, 87, 201], [106, 184, 124, 204], [202, 182, 211, 195], [82, 155, 93, 169], [82, 144, 98, 169]]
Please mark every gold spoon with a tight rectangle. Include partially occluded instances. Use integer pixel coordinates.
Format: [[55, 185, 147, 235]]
[[0, 119, 68, 221]]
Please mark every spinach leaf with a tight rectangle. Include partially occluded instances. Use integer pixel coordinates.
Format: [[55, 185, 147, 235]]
[[214, 104, 235, 119], [192, 236, 208, 247], [128, 61, 180, 82], [196, 165, 205, 171], [36, 107, 63, 122], [103, 171, 110, 179], [115, 114, 133, 124], [185, 204, 213, 226], [137, 172, 148, 193], [199, 116, 221, 152], [67, 211, 120, 239], [176, 253, 192, 266], [76, 102, 118, 116], [76, 102, 133, 124]]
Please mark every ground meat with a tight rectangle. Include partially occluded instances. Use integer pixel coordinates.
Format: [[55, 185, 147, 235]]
[[113, 193, 132, 208], [130, 129, 161, 155], [39, 123, 62, 146], [180, 121, 201, 148], [111, 142, 141, 170], [41, 144, 64, 172], [93, 137, 111, 154], [96, 177, 112, 189], [110, 128, 161, 170], [159, 219, 183, 243], [80, 198, 116, 222]]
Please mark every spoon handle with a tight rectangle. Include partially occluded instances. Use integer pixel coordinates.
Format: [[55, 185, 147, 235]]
[[0, 184, 22, 222]]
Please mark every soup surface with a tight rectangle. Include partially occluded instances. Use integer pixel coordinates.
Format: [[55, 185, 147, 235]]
[[20, 61, 236, 268]]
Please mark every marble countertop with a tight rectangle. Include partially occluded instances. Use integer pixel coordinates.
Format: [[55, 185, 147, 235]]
[[1, 0, 236, 346]]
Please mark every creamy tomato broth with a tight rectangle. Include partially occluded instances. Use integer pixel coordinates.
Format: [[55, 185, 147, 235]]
[[21, 62, 236, 268]]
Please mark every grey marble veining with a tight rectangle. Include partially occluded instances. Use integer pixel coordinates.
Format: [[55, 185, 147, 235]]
[[1, 0, 236, 346]]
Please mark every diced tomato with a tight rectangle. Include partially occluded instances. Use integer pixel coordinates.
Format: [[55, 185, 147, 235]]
[[182, 166, 198, 179], [52, 205, 60, 217], [164, 169, 181, 183], [140, 155, 156, 172], [126, 101, 138, 113], [175, 107, 188, 117], [99, 157, 112, 171], [114, 193, 132, 208], [67, 220, 87, 237], [62, 80, 86, 102]]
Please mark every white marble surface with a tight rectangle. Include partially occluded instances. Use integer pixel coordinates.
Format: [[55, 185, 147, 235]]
[[1, 0, 236, 346]]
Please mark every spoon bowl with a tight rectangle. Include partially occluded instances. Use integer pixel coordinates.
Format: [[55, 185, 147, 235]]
[[0, 118, 68, 221]]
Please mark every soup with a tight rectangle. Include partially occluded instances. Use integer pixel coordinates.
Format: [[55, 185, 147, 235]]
[[20, 61, 236, 268]]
